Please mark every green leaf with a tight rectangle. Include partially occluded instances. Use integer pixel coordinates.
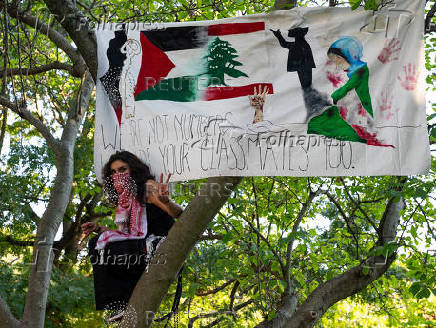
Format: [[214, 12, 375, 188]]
[[278, 280, 286, 293], [350, 0, 363, 10], [364, 0, 378, 10], [222, 233, 233, 243], [362, 266, 370, 275], [271, 261, 281, 273], [416, 287, 431, 299], [428, 112, 436, 121], [410, 225, 418, 239], [268, 310, 277, 320], [415, 187, 428, 199], [409, 282, 423, 296]]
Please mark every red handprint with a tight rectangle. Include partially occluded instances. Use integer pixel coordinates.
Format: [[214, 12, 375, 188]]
[[378, 91, 396, 120], [397, 63, 419, 91], [377, 38, 401, 64]]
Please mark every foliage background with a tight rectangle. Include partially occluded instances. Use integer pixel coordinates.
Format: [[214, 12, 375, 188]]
[[0, 0, 435, 327]]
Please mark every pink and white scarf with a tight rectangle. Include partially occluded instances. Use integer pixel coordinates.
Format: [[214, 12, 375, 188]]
[[95, 172, 147, 250]]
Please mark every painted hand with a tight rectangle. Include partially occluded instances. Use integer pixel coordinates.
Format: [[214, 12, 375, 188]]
[[249, 85, 269, 124], [377, 38, 401, 64], [249, 85, 268, 106], [397, 63, 419, 91]]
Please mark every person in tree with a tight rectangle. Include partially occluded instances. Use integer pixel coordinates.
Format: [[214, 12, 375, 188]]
[[308, 36, 393, 147], [81, 151, 183, 321], [270, 27, 316, 89]]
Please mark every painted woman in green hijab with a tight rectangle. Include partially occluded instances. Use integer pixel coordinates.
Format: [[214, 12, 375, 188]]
[[308, 36, 393, 147]]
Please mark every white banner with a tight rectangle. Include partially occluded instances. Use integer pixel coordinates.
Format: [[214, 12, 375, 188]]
[[94, 0, 430, 182]]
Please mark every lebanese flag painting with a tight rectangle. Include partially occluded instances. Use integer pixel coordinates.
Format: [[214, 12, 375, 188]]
[[95, 0, 430, 182]]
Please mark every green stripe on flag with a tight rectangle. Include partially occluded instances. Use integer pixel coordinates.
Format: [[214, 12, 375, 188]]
[[135, 76, 199, 102]]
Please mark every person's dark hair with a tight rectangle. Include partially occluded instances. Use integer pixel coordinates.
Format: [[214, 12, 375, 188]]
[[327, 47, 349, 64], [103, 151, 154, 205]]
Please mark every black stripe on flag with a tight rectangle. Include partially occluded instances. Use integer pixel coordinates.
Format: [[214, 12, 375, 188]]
[[142, 26, 208, 51]]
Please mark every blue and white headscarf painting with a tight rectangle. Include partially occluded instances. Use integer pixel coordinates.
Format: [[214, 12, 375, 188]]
[[328, 36, 366, 78]]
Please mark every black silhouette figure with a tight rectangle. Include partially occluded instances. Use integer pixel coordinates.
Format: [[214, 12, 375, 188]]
[[271, 27, 316, 89], [100, 28, 127, 125]]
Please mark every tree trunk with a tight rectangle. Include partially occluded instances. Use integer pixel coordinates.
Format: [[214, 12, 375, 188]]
[[124, 176, 242, 328], [19, 72, 94, 328]]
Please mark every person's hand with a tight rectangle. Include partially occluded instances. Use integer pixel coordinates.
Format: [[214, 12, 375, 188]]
[[146, 173, 171, 205], [81, 222, 99, 235]]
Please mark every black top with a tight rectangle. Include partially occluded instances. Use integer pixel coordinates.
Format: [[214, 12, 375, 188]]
[[145, 203, 175, 237]]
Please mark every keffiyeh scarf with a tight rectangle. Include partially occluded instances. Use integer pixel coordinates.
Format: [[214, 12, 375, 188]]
[[95, 172, 148, 250]]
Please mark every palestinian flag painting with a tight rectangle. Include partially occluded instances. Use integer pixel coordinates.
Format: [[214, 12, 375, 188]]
[[134, 22, 273, 104]]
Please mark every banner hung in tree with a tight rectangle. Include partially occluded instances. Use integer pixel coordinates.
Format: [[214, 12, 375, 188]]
[[94, 0, 430, 182]]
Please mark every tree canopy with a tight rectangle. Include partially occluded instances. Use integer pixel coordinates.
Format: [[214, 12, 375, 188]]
[[0, 1, 435, 328]]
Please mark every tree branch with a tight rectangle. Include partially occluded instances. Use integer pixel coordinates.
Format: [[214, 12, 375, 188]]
[[0, 106, 7, 156], [0, 94, 61, 154], [42, 0, 97, 80], [256, 178, 407, 328], [241, 213, 286, 276], [284, 189, 320, 287], [425, 1, 436, 33], [280, 193, 405, 328], [5, 62, 76, 76], [195, 279, 237, 296], [283, 253, 397, 327], [1, 0, 86, 77], [75, 0, 99, 22], [61, 70, 94, 145], [416, 201, 436, 240], [325, 191, 360, 259], [229, 280, 240, 312], [199, 233, 224, 241], [377, 178, 407, 245], [254, 291, 301, 328], [0, 235, 34, 246], [341, 181, 379, 232], [254, 189, 320, 328], [203, 300, 255, 328], [188, 299, 255, 328], [0, 296, 20, 328], [0, 1, 8, 157]]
